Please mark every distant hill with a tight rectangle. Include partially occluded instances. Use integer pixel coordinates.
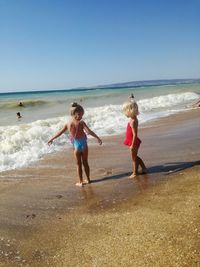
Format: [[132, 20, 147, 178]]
[[94, 78, 200, 89]]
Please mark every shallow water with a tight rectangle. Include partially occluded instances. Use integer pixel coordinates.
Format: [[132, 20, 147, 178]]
[[0, 79, 199, 172]]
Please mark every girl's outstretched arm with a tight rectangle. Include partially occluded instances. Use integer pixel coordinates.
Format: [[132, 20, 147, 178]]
[[48, 124, 68, 145], [82, 121, 102, 145]]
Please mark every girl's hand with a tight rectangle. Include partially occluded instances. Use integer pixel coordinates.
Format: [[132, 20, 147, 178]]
[[98, 138, 102, 145], [48, 140, 53, 146]]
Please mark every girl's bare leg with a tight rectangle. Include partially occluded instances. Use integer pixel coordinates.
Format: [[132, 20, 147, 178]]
[[130, 148, 139, 178], [74, 150, 83, 186], [82, 146, 90, 183], [137, 157, 147, 173]]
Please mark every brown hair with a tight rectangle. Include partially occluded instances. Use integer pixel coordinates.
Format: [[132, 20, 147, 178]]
[[70, 102, 84, 116]]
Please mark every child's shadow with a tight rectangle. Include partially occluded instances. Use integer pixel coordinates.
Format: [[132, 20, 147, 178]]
[[92, 160, 200, 183], [148, 160, 200, 175], [91, 160, 200, 184]]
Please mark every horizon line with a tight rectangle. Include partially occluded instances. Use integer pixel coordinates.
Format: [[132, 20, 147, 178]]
[[0, 77, 200, 95]]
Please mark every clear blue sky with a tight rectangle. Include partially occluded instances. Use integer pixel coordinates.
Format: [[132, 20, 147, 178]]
[[0, 0, 200, 92]]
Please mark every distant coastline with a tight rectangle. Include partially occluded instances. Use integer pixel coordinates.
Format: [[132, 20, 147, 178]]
[[1, 78, 200, 95]]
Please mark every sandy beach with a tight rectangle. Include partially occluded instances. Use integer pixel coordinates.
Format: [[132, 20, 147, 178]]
[[0, 108, 200, 267]]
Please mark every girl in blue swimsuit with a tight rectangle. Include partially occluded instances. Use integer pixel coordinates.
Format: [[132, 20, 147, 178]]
[[48, 103, 102, 187]]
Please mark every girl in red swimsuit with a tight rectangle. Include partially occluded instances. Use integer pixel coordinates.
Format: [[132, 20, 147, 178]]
[[123, 100, 147, 178]]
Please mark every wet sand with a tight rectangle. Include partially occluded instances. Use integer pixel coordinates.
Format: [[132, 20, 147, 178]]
[[0, 108, 200, 267]]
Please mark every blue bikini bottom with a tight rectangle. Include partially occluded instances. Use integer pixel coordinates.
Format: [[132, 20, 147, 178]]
[[71, 137, 87, 152]]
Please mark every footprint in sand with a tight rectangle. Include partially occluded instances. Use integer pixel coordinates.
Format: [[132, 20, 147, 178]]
[[26, 214, 36, 219], [105, 170, 113, 175], [97, 168, 113, 175], [56, 195, 63, 199]]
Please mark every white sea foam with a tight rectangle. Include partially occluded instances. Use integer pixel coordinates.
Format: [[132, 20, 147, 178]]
[[0, 91, 199, 172], [0, 117, 70, 172], [137, 92, 198, 111]]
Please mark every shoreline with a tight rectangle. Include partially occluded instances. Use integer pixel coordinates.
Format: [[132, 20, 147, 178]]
[[0, 108, 200, 266], [0, 107, 199, 176]]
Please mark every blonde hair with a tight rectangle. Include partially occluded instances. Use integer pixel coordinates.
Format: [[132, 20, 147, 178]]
[[122, 101, 139, 117], [70, 102, 84, 116]]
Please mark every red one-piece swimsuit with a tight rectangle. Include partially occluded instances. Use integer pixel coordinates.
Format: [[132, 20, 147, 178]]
[[124, 121, 141, 148]]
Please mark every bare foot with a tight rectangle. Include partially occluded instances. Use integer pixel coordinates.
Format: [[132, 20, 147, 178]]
[[129, 173, 137, 179], [83, 179, 91, 184], [75, 182, 83, 187]]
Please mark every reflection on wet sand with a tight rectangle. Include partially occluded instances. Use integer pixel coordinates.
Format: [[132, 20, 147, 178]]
[[133, 175, 150, 192], [80, 185, 96, 201]]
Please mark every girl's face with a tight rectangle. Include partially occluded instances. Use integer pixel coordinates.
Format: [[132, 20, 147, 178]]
[[74, 111, 84, 120]]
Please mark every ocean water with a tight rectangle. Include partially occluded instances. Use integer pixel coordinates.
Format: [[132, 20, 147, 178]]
[[0, 79, 200, 172]]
